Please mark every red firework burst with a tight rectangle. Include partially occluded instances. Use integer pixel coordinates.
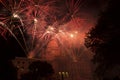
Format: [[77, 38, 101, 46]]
[[0, 0, 89, 61]]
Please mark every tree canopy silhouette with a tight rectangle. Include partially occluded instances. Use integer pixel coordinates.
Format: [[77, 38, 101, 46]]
[[85, 0, 120, 79], [21, 61, 54, 80]]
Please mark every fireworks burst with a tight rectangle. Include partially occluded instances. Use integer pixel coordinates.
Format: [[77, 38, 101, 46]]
[[0, 0, 90, 61]]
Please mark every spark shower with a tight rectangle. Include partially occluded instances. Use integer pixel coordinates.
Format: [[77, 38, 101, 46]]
[[0, 0, 92, 61]]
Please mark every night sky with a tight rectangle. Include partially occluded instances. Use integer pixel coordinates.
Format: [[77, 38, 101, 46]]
[[0, 0, 111, 80]]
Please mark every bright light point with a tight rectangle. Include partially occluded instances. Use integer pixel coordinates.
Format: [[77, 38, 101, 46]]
[[47, 26, 55, 31], [46, 26, 55, 34], [46, 31, 50, 33], [70, 34, 74, 38], [34, 18, 38, 23], [75, 31, 78, 34], [59, 30, 63, 33], [13, 13, 19, 18], [50, 27, 54, 30]]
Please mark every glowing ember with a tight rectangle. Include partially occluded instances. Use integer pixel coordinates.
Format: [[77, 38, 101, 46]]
[[70, 34, 74, 38], [13, 13, 19, 18], [34, 18, 38, 24]]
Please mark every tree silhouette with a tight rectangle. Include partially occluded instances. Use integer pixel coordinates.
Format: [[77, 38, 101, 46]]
[[21, 61, 54, 80], [85, 0, 120, 80]]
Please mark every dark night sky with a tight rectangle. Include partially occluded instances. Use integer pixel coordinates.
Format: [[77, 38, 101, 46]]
[[0, 0, 109, 59], [0, 0, 111, 80], [0, 0, 111, 65]]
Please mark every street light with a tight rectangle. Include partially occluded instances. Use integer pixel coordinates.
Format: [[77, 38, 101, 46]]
[[59, 71, 69, 80]]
